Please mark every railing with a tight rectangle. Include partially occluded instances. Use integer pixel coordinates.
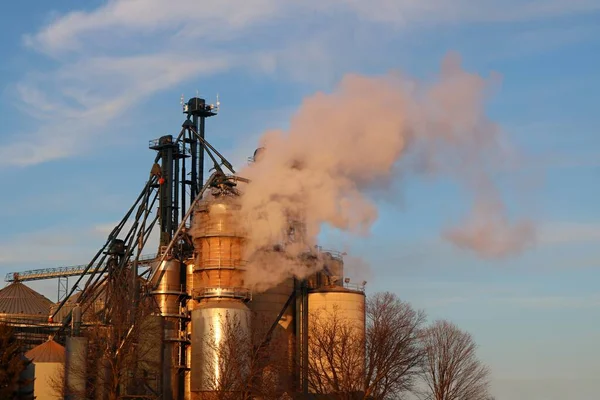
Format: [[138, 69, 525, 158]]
[[148, 139, 190, 155], [343, 282, 366, 292], [192, 286, 252, 301], [150, 283, 188, 295], [156, 304, 189, 318], [316, 247, 346, 261], [194, 259, 247, 269]]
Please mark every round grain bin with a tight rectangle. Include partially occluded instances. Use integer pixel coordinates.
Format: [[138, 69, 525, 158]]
[[307, 287, 366, 395], [25, 339, 65, 400], [0, 281, 53, 323], [0, 281, 53, 350]]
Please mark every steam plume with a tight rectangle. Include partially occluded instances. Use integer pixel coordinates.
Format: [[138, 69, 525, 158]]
[[238, 53, 534, 287]]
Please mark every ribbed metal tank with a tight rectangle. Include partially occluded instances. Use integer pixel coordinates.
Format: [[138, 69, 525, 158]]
[[307, 287, 365, 335], [190, 194, 247, 297], [248, 278, 295, 391], [190, 301, 251, 394], [0, 281, 54, 350], [0, 281, 53, 322], [307, 288, 366, 394]]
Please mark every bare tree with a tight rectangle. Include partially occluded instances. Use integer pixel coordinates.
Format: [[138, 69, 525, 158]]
[[420, 320, 492, 400], [48, 290, 162, 399], [307, 292, 426, 400], [0, 324, 33, 400], [89, 294, 162, 400], [364, 292, 426, 399]]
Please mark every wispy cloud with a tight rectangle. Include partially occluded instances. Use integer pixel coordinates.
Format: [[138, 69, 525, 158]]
[[5, 0, 598, 167], [1, 52, 232, 166], [24, 0, 600, 55]]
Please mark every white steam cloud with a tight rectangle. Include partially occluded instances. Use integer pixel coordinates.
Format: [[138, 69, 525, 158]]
[[238, 53, 534, 288]]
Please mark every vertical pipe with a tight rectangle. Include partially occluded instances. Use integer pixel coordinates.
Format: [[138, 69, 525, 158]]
[[301, 281, 309, 395], [166, 145, 174, 241], [181, 132, 187, 222], [177, 257, 186, 400], [161, 317, 170, 400], [174, 151, 180, 228], [294, 278, 304, 393], [293, 278, 309, 394], [199, 116, 205, 187], [191, 116, 198, 200]]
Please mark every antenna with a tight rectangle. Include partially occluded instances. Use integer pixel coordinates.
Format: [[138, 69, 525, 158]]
[[180, 94, 187, 112], [208, 93, 220, 115]]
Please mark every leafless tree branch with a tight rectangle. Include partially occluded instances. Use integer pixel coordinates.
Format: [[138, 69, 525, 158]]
[[420, 320, 492, 400]]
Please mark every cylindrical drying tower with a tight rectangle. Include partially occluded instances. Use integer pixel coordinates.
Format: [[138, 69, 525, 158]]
[[189, 192, 252, 399], [307, 287, 366, 395], [191, 194, 247, 292]]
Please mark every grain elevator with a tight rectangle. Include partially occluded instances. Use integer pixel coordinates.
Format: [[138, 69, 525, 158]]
[[2, 96, 367, 399]]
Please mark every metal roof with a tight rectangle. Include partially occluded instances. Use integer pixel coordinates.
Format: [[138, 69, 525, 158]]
[[25, 338, 65, 363], [0, 281, 53, 318]]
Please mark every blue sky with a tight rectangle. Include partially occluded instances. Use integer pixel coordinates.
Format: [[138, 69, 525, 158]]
[[1, 1, 599, 398]]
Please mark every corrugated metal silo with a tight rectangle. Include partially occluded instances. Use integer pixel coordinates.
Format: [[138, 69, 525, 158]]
[[307, 287, 366, 395], [190, 300, 251, 393], [0, 281, 52, 322]]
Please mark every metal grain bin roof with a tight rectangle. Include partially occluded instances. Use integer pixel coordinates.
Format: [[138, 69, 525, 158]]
[[25, 338, 65, 363], [0, 281, 53, 319]]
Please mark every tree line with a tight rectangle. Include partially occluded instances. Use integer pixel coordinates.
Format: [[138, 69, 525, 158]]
[[0, 291, 494, 400], [200, 291, 495, 400], [306, 292, 494, 400]]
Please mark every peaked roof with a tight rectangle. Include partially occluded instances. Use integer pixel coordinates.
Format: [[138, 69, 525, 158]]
[[25, 338, 65, 363], [0, 281, 53, 318]]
